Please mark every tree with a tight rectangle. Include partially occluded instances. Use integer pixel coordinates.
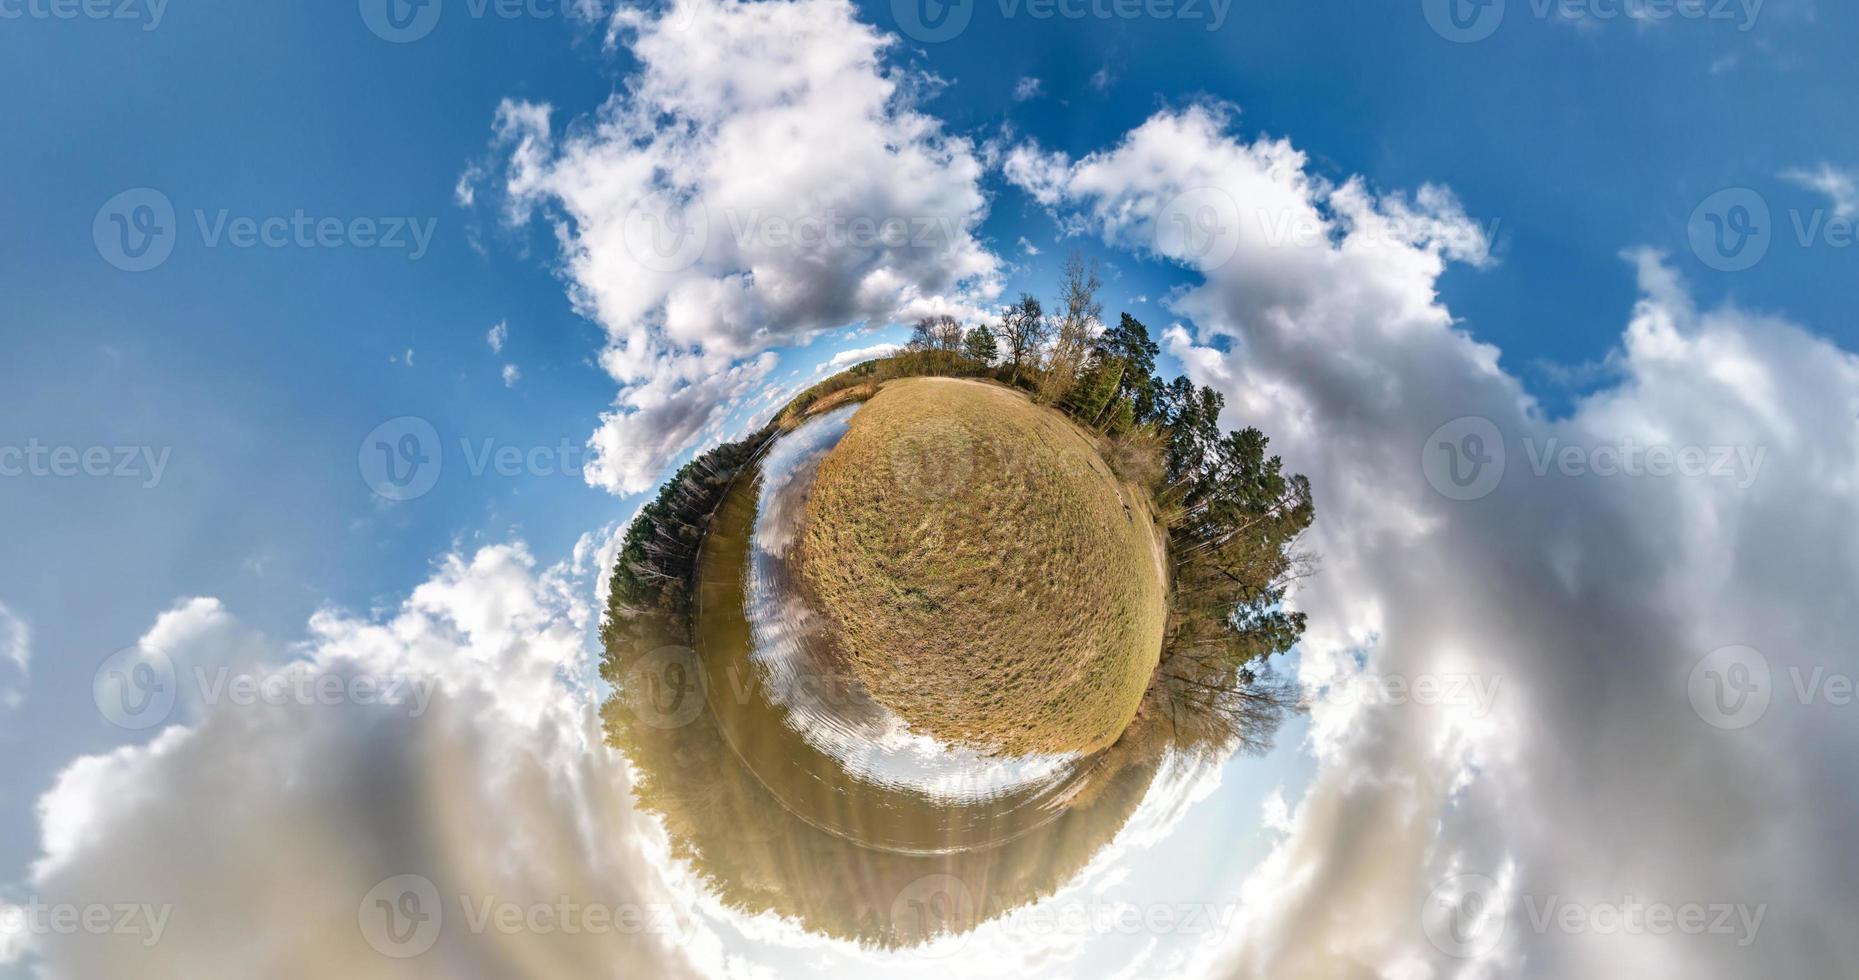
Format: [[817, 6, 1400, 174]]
[[1064, 359, 1122, 425], [998, 294, 1048, 385], [1037, 252, 1102, 406], [1093, 313, 1162, 422], [1157, 376, 1226, 497], [905, 319, 936, 352], [962, 324, 999, 365], [1149, 421, 1314, 756], [1106, 396, 1136, 436], [906, 314, 964, 354]]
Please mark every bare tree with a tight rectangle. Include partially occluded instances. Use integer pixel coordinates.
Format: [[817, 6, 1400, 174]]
[[1037, 252, 1102, 405], [908, 314, 964, 354], [998, 294, 1048, 385]]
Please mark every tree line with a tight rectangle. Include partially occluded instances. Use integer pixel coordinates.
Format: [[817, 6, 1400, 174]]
[[893, 252, 1315, 753]]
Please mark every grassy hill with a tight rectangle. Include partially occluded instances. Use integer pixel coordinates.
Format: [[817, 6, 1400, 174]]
[[797, 377, 1168, 756]]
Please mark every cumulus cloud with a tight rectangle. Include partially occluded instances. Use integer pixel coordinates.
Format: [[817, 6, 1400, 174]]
[[1782, 162, 1859, 219], [0, 602, 28, 709], [469, 0, 1002, 494], [826, 342, 902, 369], [4, 545, 718, 979], [1016, 103, 1859, 977], [487, 321, 508, 353], [1012, 76, 1043, 102], [502, 364, 522, 388]]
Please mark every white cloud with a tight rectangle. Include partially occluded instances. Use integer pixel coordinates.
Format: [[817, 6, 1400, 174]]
[[502, 363, 522, 388], [0, 602, 29, 709], [1020, 104, 1859, 978], [1017, 235, 1041, 256], [7, 544, 722, 979], [1089, 66, 1114, 92], [824, 342, 901, 371], [1782, 162, 1859, 219], [470, 0, 1002, 494], [487, 320, 508, 353], [1012, 76, 1043, 102]]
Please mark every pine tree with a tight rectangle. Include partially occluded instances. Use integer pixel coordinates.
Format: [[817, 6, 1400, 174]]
[[963, 324, 999, 365]]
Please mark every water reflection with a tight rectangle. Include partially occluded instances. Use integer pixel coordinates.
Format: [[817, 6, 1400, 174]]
[[602, 408, 1251, 947]]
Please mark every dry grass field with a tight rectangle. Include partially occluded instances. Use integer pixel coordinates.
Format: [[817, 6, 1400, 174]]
[[797, 377, 1167, 756]]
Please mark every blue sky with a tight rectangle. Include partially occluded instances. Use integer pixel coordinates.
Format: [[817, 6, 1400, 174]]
[[4, 1, 1859, 975]]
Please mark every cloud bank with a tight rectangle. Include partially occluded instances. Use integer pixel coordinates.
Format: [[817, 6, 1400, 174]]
[[5, 545, 717, 980], [1012, 102, 1859, 978], [471, 0, 1002, 494]]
